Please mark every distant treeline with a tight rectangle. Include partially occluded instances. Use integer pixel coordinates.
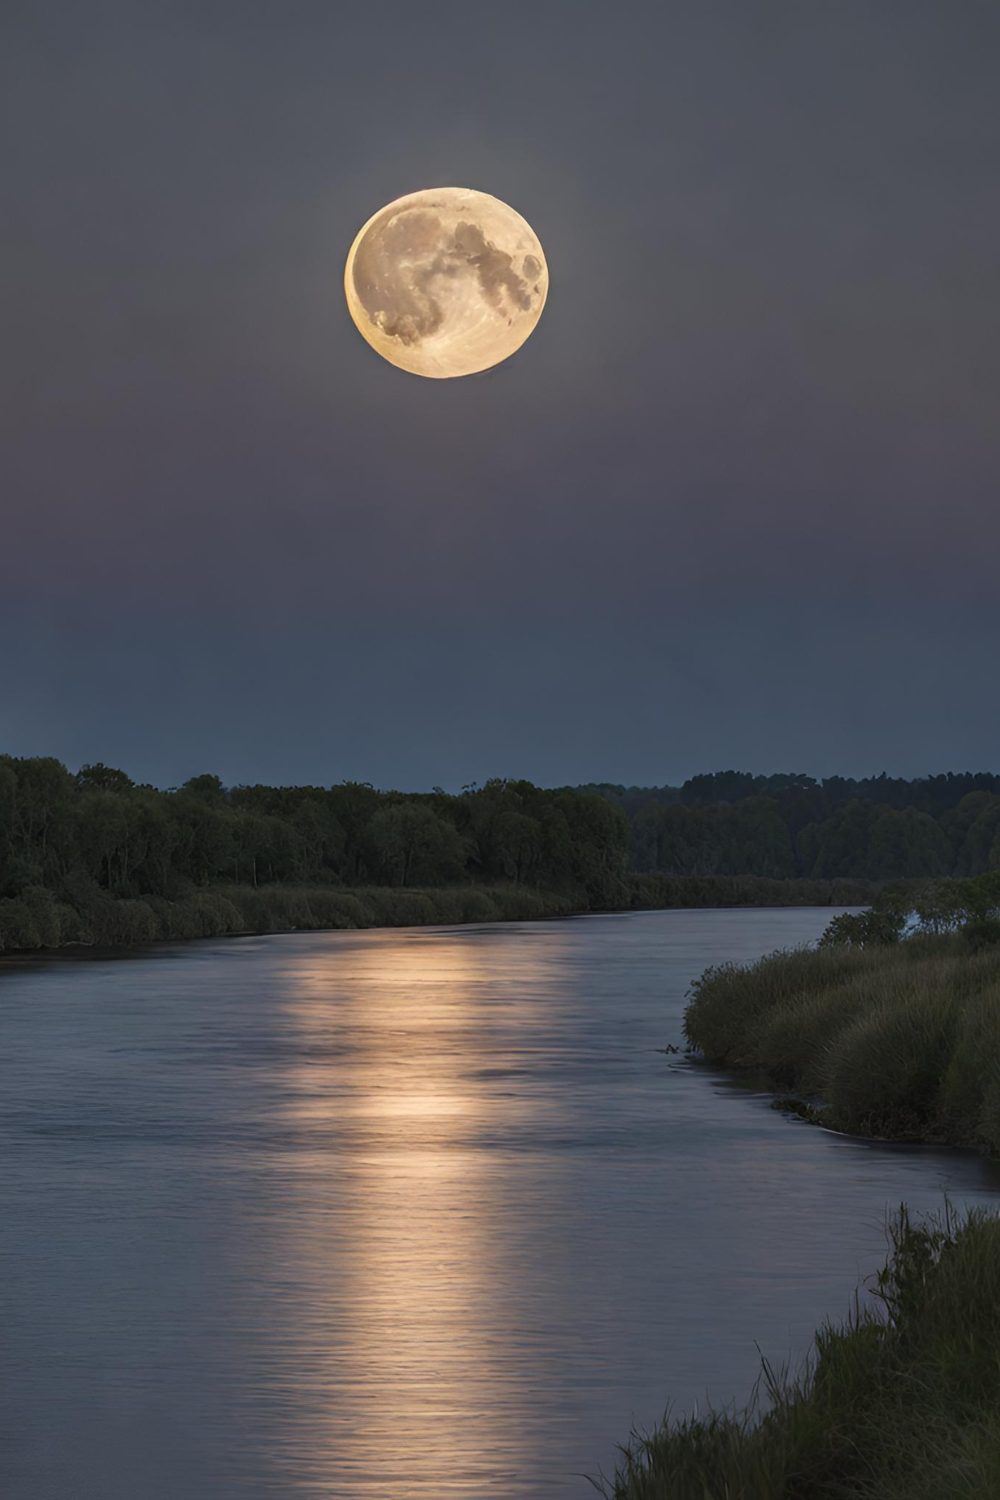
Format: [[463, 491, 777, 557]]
[[580, 770, 1000, 881], [0, 757, 875, 952]]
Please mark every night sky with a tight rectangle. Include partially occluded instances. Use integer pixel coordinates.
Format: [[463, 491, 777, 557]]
[[4, 2, 999, 790]]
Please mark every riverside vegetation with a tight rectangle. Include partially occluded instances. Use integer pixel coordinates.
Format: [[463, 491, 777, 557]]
[[606, 877, 1000, 1499], [0, 757, 870, 954], [684, 873, 1000, 1151], [607, 1205, 1000, 1500]]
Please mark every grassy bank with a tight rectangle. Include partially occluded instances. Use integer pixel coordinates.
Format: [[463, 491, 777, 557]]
[[605, 1204, 1000, 1500], [0, 881, 585, 953], [0, 875, 872, 955], [684, 935, 1000, 1150]]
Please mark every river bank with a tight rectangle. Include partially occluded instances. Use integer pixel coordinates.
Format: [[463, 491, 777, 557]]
[[607, 1203, 1000, 1500], [683, 934, 1000, 1152], [0, 874, 872, 955]]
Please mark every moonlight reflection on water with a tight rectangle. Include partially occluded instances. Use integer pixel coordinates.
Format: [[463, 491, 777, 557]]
[[2, 909, 999, 1499]]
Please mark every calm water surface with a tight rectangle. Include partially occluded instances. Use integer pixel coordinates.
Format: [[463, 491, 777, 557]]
[[2, 908, 999, 1499]]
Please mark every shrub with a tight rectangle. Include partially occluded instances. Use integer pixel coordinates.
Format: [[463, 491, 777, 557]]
[[89, 898, 159, 947], [819, 906, 906, 947], [0, 898, 42, 951], [146, 892, 246, 940], [457, 888, 504, 922], [964, 917, 1000, 953], [54, 900, 91, 945], [20, 885, 62, 948]]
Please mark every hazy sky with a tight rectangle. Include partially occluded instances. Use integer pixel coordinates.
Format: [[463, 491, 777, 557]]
[[3, 1, 998, 790]]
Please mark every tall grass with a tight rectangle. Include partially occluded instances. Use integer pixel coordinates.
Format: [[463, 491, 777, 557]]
[[605, 1204, 1000, 1500], [684, 937, 1000, 1148]]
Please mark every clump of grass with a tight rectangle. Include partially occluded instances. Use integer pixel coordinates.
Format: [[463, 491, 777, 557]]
[[684, 938, 1000, 1148], [683, 944, 878, 1069], [603, 1204, 1000, 1500], [823, 986, 958, 1139], [755, 977, 873, 1094]]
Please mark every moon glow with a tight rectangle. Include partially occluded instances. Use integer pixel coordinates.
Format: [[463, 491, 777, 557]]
[[344, 187, 548, 378]]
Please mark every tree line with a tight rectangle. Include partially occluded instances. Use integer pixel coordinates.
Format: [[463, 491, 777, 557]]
[[0, 758, 632, 950], [581, 770, 1000, 882], [6, 754, 985, 952]]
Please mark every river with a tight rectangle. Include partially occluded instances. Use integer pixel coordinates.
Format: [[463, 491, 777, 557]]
[[2, 907, 998, 1499]]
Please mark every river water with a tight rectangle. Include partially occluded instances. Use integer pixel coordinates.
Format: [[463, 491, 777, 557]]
[[2, 907, 998, 1499]]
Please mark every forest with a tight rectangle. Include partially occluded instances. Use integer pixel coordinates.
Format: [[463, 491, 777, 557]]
[[584, 770, 1000, 881], [0, 758, 635, 950], [2, 756, 995, 952]]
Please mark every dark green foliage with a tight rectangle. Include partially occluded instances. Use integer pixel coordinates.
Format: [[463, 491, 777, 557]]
[[605, 1205, 1000, 1500], [630, 798, 797, 878], [965, 917, 1000, 953], [0, 898, 43, 951], [589, 771, 1000, 881], [366, 803, 466, 886], [818, 872, 1000, 951], [0, 756, 631, 951], [3, 752, 996, 952], [76, 763, 135, 794], [818, 906, 907, 947], [685, 929, 1000, 1148]]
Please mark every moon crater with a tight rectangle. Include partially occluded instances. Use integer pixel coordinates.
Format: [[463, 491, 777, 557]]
[[345, 188, 548, 378]]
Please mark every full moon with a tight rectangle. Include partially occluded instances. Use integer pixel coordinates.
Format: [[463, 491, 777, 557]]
[[344, 187, 548, 379]]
